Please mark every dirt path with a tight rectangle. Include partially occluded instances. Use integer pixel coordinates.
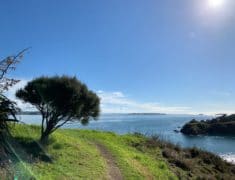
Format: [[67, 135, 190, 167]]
[[95, 143, 123, 180]]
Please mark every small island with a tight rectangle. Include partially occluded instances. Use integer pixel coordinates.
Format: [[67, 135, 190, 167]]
[[181, 114, 235, 136]]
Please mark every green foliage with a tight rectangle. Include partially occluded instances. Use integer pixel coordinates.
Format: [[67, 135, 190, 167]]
[[16, 76, 100, 142], [131, 134, 235, 179], [181, 114, 235, 135], [0, 94, 19, 131]]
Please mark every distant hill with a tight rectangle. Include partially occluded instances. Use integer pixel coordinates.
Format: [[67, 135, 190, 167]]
[[181, 114, 235, 136], [128, 113, 166, 115], [17, 111, 40, 115]]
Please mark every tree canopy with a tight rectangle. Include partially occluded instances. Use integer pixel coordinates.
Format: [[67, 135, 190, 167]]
[[16, 76, 100, 142]]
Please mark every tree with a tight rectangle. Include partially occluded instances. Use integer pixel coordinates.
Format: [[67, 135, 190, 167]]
[[0, 94, 19, 131], [16, 76, 100, 142], [0, 49, 28, 132], [0, 49, 26, 166]]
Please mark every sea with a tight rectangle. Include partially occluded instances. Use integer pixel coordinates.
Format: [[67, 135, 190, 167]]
[[18, 113, 235, 164]]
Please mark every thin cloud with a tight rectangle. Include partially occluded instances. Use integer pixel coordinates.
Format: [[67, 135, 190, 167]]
[[4, 79, 36, 111], [4, 81, 192, 114], [97, 91, 191, 114], [211, 90, 231, 97]]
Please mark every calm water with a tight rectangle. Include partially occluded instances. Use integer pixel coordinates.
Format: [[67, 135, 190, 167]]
[[18, 114, 235, 163]]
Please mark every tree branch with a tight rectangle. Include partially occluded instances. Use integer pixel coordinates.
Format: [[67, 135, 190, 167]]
[[50, 115, 72, 134], [0, 48, 29, 80]]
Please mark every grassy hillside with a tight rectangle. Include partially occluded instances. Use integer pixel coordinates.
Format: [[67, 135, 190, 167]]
[[1, 124, 235, 179], [7, 124, 176, 179]]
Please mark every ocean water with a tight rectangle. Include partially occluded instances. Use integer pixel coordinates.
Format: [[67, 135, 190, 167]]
[[18, 114, 235, 163]]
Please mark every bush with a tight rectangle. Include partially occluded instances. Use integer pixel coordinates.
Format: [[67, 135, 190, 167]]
[[189, 147, 200, 158], [130, 132, 235, 178], [171, 158, 192, 171]]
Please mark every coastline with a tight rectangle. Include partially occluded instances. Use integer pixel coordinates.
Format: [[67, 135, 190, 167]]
[[18, 114, 235, 160], [221, 153, 235, 164]]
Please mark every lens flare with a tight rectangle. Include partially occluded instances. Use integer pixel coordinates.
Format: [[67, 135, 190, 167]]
[[208, 0, 224, 8]]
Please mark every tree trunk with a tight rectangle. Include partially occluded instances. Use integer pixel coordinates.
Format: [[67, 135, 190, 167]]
[[40, 131, 49, 144], [40, 123, 53, 144]]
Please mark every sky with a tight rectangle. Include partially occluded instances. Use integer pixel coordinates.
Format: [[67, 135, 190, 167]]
[[1, 0, 235, 114]]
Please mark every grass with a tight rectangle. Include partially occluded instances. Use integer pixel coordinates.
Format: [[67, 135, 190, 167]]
[[9, 124, 107, 179], [63, 129, 176, 179], [1, 123, 234, 179], [7, 124, 176, 179]]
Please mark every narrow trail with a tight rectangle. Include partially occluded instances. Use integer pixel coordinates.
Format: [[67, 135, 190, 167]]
[[95, 143, 123, 180]]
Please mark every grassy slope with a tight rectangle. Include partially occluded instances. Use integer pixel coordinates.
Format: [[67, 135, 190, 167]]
[[9, 124, 106, 179], [63, 130, 176, 179], [6, 124, 235, 180], [9, 124, 176, 180]]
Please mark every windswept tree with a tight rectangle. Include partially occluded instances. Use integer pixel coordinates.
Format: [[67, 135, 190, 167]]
[[16, 76, 100, 142]]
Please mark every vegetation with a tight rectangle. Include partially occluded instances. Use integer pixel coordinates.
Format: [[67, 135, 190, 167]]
[[0, 51, 234, 179], [181, 114, 235, 135], [7, 124, 176, 179], [16, 76, 100, 142], [2, 123, 234, 179], [0, 49, 28, 131], [132, 135, 235, 179], [0, 50, 27, 175]]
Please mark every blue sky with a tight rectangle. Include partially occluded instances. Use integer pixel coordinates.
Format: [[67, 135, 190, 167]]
[[1, 0, 235, 114]]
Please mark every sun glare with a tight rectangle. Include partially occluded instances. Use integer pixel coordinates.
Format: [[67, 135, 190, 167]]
[[208, 0, 224, 9]]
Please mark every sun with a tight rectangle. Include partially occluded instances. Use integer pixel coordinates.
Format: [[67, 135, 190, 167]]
[[208, 0, 224, 9]]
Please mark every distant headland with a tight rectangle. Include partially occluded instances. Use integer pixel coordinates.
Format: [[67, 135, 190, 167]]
[[181, 114, 235, 136], [17, 111, 40, 115], [128, 113, 166, 115]]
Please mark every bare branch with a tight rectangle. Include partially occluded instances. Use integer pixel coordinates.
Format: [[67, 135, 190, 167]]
[[0, 48, 30, 93]]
